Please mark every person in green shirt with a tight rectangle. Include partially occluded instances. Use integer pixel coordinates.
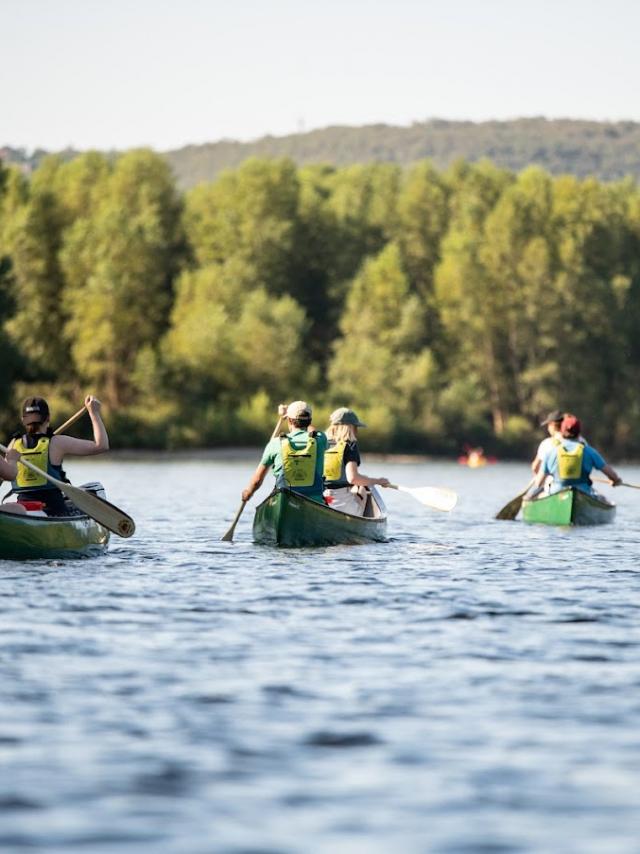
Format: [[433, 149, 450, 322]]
[[241, 400, 328, 504]]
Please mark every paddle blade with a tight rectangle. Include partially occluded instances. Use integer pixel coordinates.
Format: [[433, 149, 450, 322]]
[[61, 484, 136, 537], [399, 485, 458, 512], [495, 479, 535, 520], [495, 493, 525, 521], [221, 501, 246, 542], [220, 525, 236, 543]]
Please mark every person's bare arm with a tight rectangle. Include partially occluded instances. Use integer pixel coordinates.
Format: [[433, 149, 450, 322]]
[[601, 463, 622, 485], [531, 456, 541, 474], [526, 467, 547, 498], [345, 461, 390, 488], [50, 396, 109, 464], [242, 464, 269, 502]]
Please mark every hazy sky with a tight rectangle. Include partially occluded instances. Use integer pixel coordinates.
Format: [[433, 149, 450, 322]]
[[3, 0, 639, 151]]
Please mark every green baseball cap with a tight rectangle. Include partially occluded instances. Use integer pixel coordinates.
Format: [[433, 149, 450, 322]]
[[329, 407, 367, 427]]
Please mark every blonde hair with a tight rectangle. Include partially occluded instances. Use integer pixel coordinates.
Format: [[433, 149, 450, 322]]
[[326, 423, 357, 442]]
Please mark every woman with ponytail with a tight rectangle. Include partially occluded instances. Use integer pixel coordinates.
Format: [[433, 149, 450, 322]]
[[7, 395, 109, 516]]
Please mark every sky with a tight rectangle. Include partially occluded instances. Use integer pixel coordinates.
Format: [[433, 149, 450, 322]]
[[3, 0, 640, 152]]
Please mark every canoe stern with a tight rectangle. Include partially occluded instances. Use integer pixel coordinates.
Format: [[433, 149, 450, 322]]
[[253, 488, 387, 547], [522, 487, 615, 527]]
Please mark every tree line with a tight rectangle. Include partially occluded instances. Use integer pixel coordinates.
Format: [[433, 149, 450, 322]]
[[1, 150, 639, 456]]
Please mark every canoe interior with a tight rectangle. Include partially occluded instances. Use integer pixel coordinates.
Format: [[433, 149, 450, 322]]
[[253, 487, 388, 547], [522, 487, 615, 527]]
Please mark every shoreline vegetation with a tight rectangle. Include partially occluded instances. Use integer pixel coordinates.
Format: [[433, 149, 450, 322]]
[[1, 145, 640, 458]]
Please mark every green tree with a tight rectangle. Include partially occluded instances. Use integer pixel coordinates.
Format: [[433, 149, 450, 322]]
[[61, 149, 184, 406], [328, 243, 439, 445], [3, 159, 71, 378], [184, 157, 300, 296], [434, 161, 515, 434]]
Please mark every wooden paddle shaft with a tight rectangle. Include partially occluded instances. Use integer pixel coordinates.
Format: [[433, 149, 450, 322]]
[[593, 476, 640, 489], [54, 405, 88, 436]]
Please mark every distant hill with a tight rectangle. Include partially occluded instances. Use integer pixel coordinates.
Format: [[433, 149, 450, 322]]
[[4, 118, 640, 189], [164, 118, 640, 188]]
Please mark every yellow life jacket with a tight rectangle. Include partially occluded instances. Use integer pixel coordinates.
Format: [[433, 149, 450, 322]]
[[556, 440, 584, 480], [323, 440, 347, 484], [12, 436, 54, 489], [281, 434, 318, 487]]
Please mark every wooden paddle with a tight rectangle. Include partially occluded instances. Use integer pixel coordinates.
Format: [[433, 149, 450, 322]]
[[388, 484, 458, 512], [54, 404, 89, 435], [0, 442, 135, 538], [593, 476, 640, 490], [221, 412, 285, 542], [495, 479, 535, 520]]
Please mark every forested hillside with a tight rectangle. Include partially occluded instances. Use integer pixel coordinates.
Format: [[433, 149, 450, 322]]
[[4, 118, 640, 189], [1, 151, 640, 456], [165, 119, 640, 189]]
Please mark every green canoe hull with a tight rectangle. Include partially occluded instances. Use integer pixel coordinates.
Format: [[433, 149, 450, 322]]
[[522, 487, 615, 526], [0, 511, 110, 560], [253, 488, 388, 547]]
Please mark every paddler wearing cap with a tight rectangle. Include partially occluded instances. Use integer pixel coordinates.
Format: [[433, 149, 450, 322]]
[[529, 414, 621, 498], [4, 395, 109, 516], [531, 409, 564, 475], [241, 401, 328, 504], [322, 407, 390, 516]]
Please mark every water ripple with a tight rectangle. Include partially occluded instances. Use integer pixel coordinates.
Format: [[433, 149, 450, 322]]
[[2, 459, 640, 852]]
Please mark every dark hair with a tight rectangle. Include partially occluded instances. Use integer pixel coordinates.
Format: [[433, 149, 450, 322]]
[[290, 416, 311, 429], [22, 396, 50, 421], [24, 423, 53, 437]]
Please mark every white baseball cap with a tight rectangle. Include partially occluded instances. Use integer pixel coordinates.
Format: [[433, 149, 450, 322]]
[[286, 400, 312, 418]]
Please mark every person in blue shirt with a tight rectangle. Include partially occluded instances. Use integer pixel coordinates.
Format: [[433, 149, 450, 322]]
[[530, 414, 621, 497], [242, 400, 328, 504]]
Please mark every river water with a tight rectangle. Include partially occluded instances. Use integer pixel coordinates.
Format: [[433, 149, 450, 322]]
[[1, 457, 640, 853]]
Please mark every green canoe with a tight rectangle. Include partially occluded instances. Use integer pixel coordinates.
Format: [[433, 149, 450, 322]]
[[522, 487, 615, 526], [0, 481, 111, 560], [0, 511, 109, 560], [253, 487, 388, 547]]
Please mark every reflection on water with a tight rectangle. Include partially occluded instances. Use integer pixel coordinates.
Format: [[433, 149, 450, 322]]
[[1, 459, 640, 852]]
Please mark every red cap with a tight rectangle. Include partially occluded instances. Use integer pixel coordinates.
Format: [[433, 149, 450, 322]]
[[561, 415, 581, 438]]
